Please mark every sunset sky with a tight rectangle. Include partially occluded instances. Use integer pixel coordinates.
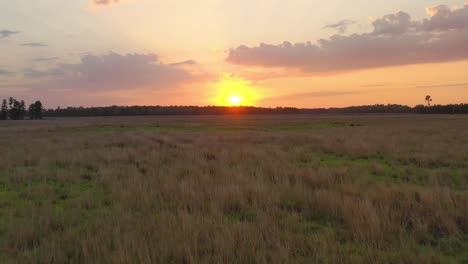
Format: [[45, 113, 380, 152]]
[[1, 0, 468, 108]]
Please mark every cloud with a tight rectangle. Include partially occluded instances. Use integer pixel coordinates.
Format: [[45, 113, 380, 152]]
[[22, 53, 205, 92], [227, 4, 468, 74], [22, 42, 48, 47], [423, 4, 468, 31], [416, 82, 468, 88], [258, 91, 359, 106], [0, 69, 13, 76], [0, 30, 19, 39], [324, 19, 356, 33], [266, 91, 358, 100], [170, 60, 197, 66], [23, 68, 58, 79], [92, 0, 119, 5], [370, 12, 413, 36], [4, 53, 207, 107], [33, 57, 59, 62]]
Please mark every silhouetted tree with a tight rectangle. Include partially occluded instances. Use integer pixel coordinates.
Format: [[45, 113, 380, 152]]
[[425, 95, 433, 106], [8, 97, 17, 120], [8, 97, 14, 109], [20, 100, 26, 119], [28, 101, 43, 120], [41, 103, 468, 117], [0, 99, 7, 120], [7, 97, 27, 120]]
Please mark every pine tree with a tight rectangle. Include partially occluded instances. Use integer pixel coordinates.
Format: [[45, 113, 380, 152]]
[[19, 100, 25, 120], [1, 99, 8, 120], [28, 104, 35, 119], [8, 97, 22, 120], [8, 97, 17, 120]]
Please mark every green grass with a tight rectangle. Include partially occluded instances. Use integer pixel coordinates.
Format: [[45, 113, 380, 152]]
[[225, 210, 257, 223], [0, 164, 109, 262], [308, 152, 467, 189]]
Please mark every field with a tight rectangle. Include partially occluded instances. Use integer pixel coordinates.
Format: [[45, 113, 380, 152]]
[[0, 114, 467, 263]]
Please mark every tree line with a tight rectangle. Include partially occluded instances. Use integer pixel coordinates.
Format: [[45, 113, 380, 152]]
[[1, 96, 467, 119], [0, 97, 43, 120], [43, 103, 468, 117]]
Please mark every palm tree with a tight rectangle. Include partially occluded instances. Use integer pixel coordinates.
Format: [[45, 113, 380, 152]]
[[425, 95, 433, 106]]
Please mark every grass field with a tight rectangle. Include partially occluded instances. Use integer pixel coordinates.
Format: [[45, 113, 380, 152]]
[[0, 115, 467, 263]]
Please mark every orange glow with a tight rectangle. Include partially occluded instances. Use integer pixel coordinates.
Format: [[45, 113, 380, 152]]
[[213, 73, 257, 106]]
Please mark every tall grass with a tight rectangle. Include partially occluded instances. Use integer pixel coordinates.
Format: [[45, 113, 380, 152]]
[[0, 115, 467, 263]]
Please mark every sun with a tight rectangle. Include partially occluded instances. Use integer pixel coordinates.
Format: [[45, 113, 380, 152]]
[[228, 95, 243, 106], [213, 74, 257, 106]]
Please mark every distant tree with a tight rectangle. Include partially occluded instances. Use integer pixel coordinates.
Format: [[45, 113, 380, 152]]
[[28, 104, 33, 117], [1, 99, 7, 120], [425, 95, 433, 106], [40, 103, 468, 117], [8, 98, 17, 120], [29, 101, 43, 120], [19, 100, 26, 120], [8, 97, 14, 109], [7, 97, 27, 120]]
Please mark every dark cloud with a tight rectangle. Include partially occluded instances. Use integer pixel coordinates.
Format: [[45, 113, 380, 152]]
[[324, 19, 356, 33], [0, 69, 13, 76], [370, 11, 414, 36], [23, 68, 60, 79], [22, 42, 48, 47], [423, 4, 468, 31], [6, 53, 206, 107], [92, 0, 119, 5], [0, 30, 19, 39], [228, 4, 468, 74], [22, 53, 204, 92]]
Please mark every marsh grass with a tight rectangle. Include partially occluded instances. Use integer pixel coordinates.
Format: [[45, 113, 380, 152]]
[[0, 114, 467, 263]]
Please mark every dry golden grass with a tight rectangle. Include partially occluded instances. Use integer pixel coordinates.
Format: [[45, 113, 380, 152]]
[[0, 115, 467, 263]]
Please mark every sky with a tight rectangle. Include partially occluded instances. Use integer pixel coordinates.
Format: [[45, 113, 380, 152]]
[[1, 0, 468, 108]]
